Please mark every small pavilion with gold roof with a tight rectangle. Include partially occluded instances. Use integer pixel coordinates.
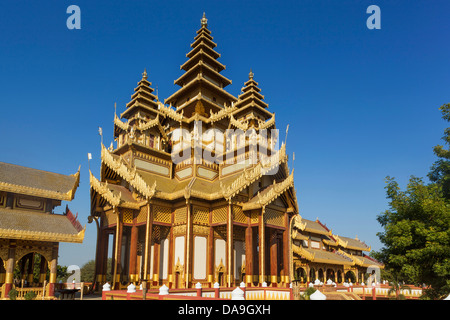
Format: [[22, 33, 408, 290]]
[[0, 162, 85, 299]]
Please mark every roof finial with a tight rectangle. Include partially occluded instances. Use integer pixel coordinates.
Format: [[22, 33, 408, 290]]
[[249, 68, 254, 80], [201, 12, 208, 28], [142, 68, 148, 80]]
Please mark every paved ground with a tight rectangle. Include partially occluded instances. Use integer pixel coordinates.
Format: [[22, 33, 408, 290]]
[[54, 291, 103, 300]]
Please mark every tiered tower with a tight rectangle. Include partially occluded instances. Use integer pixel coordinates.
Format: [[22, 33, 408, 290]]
[[165, 12, 237, 118]]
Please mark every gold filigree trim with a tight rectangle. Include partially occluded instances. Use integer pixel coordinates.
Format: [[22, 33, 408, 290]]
[[0, 227, 85, 244], [220, 143, 287, 201], [101, 144, 156, 199], [89, 171, 121, 207]]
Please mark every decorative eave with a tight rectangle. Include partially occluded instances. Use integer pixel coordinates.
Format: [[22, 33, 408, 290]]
[[157, 101, 184, 122], [209, 103, 238, 123], [165, 74, 237, 107], [338, 249, 366, 267], [0, 227, 85, 243], [180, 49, 225, 72], [90, 170, 121, 207], [174, 60, 232, 87], [228, 113, 276, 131], [0, 207, 85, 243], [120, 100, 162, 119], [292, 244, 315, 261], [293, 245, 355, 266], [292, 214, 307, 232], [89, 171, 147, 210], [220, 143, 287, 201], [232, 102, 274, 121], [101, 144, 156, 200], [235, 93, 269, 109], [333, 235, 371, 252], [241, 168, 294, 210], [115, 114, 168, 141], [187, 40, 220, 59], [190, 34, 217, 50]]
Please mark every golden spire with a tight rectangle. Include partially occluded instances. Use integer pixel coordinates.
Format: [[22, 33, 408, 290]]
[[142, 68, 148, 80], [249, 68, 254, 80], [201, 12, 208, 28]]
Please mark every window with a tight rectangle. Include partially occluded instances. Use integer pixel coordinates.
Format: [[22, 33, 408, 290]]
[[149, 134, 154, 148]]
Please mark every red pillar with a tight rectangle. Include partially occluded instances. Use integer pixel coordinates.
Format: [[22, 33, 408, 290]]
[[270, 229, 278, 287], [48, 243, 59, 297], [4, 241, 16, 298], [245, 224, 253, 287], [129, 218, 138, 283]]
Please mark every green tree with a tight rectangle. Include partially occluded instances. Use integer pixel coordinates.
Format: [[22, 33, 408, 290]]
[[374, 176, 450, 299], [79, 258, 112, 283], [428, 103, 450, 200], [374, 104, 450, 299]]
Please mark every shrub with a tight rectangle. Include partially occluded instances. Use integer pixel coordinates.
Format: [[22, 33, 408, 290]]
[[8, 289, 18, 300]]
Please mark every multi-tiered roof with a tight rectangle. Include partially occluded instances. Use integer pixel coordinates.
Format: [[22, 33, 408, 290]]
[[165, 13, 237, 118], [90, 13, 296, 217]]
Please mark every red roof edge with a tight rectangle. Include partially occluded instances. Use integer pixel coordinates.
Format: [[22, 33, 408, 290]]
[[65, 206, 83, 232]]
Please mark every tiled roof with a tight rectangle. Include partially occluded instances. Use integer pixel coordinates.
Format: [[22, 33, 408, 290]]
[[0, 162, 79, 200], [0, 208, 85, 243], [337, 235, 371, 251], [293, 245, 354, 266], [302, 219, 330, 235]]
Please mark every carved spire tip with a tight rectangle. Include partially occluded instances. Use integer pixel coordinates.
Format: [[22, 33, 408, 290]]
[[142, 68, 148, 80], [201, 12, 208, 28]]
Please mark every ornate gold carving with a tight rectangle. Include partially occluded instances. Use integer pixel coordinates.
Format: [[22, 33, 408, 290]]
[[220, 143, 287, 201], [232, 205, 246, 224], [243, 169, 294, 210], [337, 249, 363, 266], [174, 207, 187, 225], [173, 224, 186, 236], [101, 144, 156, 199], [264, 208, 284, 227], [157, 101, 184, 122], [89, 171, 121, 207], [122, 209, 134, 223], [212, 206, 227, 224], [193, 225, 209, 236], [153, 205, 172, 224], [209, 104, 237, 123], [292, 244, 315, 261], [0, 226, 85, 244], [136, 206, 147, 224], [192, 206, 209, 225], [292, 214, 306, 231]]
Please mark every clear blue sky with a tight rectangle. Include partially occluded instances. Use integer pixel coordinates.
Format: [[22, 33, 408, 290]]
[[0, 0, 449, 267]]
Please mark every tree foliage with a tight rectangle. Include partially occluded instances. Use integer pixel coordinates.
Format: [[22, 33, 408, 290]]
[[373, 104, 450, 299], [429, 103, 450, 200]]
